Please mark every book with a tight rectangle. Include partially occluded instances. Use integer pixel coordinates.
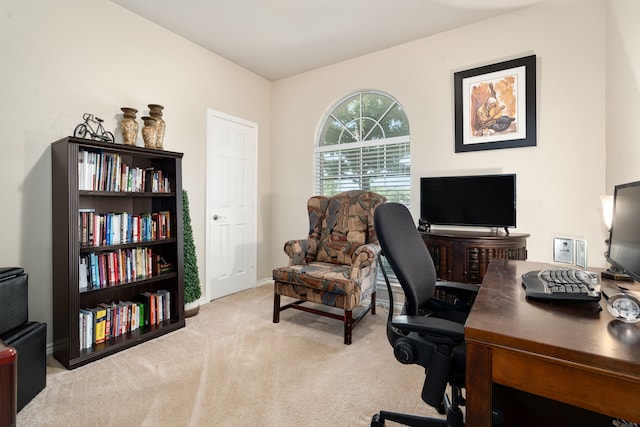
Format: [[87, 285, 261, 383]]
[[129, 302, 138, 331], [154, 255, 174, 276], [139, 292, 156, 325], [78, 312, 84, 350], [79, 309, 93, 349], [91, 307, 107, 344], [155, 292, 163, 323], [138, 303, 145, 329], [158, 289, 171, 321], [78, 208, 95, 246], [79, 256, 89, 291], [98, 302, 113, 340]]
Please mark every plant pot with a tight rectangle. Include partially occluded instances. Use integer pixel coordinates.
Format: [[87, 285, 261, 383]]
[[185, 301, 200, 318]]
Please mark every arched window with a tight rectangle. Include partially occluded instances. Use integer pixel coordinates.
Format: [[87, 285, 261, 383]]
[[315, 90, 410, 205]]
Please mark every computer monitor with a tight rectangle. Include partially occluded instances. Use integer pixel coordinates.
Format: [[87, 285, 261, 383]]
[[606, 180, 640, 282]]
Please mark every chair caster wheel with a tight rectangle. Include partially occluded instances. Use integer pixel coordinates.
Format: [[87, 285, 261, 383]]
[[492, 407, 504, 425], [371, 414, 385, 426]]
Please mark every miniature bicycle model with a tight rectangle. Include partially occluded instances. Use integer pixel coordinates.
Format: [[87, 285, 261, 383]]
[[73, 113, 115, 143]]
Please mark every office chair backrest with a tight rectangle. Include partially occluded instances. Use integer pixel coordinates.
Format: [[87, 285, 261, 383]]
[[374, 203, 438, 315]]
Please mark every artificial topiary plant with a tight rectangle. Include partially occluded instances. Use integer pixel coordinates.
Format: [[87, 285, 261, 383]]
[[182, 189, 201, 305]]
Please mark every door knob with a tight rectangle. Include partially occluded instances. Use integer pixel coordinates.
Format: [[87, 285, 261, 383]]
[[213, 214, 226, 220]]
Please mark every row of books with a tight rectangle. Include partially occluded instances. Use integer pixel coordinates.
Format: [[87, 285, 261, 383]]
[[78, 149, 171, 193], [79, 248, 170, 291], [79, 291, 172, 350], [79, 209, 171, 247]]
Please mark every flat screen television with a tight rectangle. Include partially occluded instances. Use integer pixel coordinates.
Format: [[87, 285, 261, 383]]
[[420, 174, 516, 232], [606, 180, 640, 282]]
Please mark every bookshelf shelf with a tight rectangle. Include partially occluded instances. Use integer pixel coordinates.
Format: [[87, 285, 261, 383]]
[[52, 136, 185, 369], [80, 238, 177, 253], [78, 272, 179, 295]]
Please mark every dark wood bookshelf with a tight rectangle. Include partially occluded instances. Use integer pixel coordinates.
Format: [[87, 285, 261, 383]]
[[51, 136, 185, 369]]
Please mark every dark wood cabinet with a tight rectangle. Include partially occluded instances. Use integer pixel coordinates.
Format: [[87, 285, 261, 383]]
[[51, 137, 185, 369], [421, 230, 529, 284]]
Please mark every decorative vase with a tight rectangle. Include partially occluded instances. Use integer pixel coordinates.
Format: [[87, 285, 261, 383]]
[[120, 107, 138, 146], [148, 104, 165, 150], [141, 116, 157, 149]]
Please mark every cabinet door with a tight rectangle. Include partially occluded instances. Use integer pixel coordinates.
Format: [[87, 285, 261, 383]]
[[422, 238, 454, 281]]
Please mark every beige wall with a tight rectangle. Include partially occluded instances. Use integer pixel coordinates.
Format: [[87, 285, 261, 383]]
[[0, 0, 272, 344], [271, 0, 613, 271], [606, 0, 640, 192]]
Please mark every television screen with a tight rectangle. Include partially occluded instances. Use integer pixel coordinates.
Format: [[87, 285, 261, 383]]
[[607, 180, 640, 282], [420, 174, 516, 229]]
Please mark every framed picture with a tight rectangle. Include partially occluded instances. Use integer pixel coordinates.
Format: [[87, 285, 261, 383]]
[[575, 239, 587, 269], [553, 237, 574, 265], [454, 55, 536, 153]]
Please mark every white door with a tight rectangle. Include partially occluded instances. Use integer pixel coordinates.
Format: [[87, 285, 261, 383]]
[[206, 109, 257, 300]]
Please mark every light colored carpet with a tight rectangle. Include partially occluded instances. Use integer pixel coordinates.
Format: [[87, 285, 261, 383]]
[[17, 284, 443, 426]]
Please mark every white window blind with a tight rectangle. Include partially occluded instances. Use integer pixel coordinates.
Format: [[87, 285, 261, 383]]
[[314, 136, 410, 204]]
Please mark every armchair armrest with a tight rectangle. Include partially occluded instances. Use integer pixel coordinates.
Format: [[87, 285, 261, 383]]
[[283, 238, 318, 265], [350, 243, 381, 278], [392, 315, 464, 341]]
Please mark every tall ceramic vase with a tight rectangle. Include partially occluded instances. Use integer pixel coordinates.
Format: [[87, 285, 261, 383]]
[[148, 104, 165, 150], [120, 107, 138, 146], [141, 116, 157, 149]]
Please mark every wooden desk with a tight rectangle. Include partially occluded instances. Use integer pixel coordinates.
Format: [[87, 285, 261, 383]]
[[465, 259, 640, 426]]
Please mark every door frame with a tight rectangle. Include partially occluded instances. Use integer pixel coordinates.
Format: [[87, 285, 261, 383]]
[[205, 108, 258, 301]]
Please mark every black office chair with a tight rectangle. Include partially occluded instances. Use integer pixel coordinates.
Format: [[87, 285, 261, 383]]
[[371, 203, 498, 427]]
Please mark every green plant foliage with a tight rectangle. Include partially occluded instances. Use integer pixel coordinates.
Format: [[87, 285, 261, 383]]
[[183, 189, 201, 303]]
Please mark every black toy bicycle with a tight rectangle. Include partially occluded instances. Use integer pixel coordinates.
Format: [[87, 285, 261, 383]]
[[73, 113, 115, 143]]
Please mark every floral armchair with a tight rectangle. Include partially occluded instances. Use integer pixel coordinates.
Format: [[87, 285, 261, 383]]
[[272, 190, 386, 344]]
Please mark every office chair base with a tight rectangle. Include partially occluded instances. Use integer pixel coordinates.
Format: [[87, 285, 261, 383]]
[[371, 411, 449, 427]]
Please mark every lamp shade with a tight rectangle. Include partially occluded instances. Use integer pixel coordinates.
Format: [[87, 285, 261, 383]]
[[601, 195, 614, 230]]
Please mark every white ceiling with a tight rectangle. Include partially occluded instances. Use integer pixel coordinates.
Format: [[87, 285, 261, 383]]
[[111, 0, 544, 81]]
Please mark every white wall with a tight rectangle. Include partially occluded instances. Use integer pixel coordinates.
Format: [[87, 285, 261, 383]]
[[0, 0, 272, 344], [606, 0, 640, 192], [271, 0, 611, 271]]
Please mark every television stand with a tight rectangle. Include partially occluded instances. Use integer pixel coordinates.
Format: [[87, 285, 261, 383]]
[[420, 230, 529, 284]]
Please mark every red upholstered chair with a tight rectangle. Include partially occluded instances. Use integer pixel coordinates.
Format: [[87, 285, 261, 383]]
[[272, 190, 386, 344]]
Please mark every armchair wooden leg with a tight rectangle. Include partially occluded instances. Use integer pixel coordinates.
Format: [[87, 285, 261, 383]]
[[371, 290, 377, 315], [344, 310, 353, 345], [273, 293, 281, 323]]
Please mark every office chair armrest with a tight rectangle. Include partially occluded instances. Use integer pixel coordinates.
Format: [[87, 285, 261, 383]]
[[430, 281, 479, 312], [350, 243, 381, 275], [435, 281, 479, 295], [392, 315, 464, 340], [283, 238, 318, 265]]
